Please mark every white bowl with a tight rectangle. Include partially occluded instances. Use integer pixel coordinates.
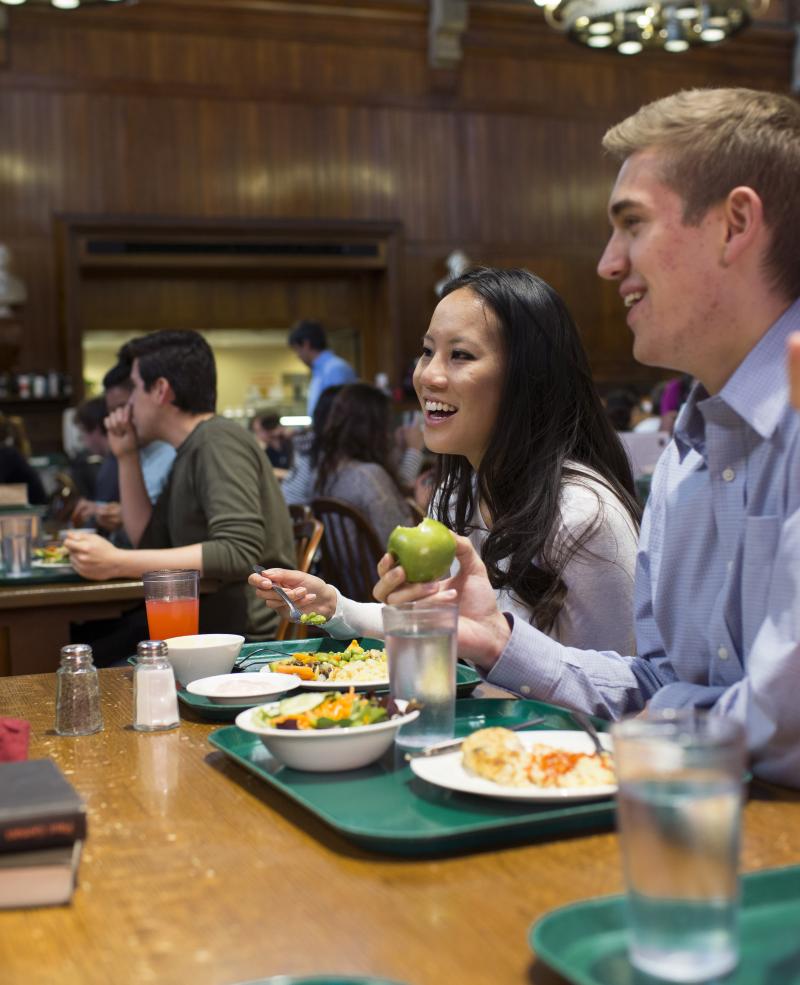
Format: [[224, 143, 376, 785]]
[[234, 700, 420, 772], [186, 672, 301, 705], [164, 633, 245, 686]]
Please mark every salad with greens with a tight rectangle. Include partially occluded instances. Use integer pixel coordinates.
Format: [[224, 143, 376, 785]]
[[268, 639, 387, 683], [251, 690, 408, 731]]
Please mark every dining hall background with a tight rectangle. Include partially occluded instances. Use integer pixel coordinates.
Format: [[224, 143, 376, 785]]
[[0, 0, 795, 458]]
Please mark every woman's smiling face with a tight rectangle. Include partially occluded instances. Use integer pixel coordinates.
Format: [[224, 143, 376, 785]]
[[413, 288, 506, 470]]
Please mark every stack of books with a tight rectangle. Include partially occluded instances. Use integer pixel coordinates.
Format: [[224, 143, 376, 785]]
[[0, 759, 86, 908]]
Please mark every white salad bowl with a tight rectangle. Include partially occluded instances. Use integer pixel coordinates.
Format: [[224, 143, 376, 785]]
[[234, 700, 419, 772], [164, 633, 245, 686]]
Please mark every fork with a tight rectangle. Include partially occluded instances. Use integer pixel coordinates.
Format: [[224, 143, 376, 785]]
[[570, 709, 607, 757], [234, 645, 292, 671], [252, 564, 303, 623]]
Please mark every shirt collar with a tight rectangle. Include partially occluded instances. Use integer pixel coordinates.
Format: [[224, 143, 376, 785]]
[[311, 349, 332, 372], [674, 297, 800, 461]]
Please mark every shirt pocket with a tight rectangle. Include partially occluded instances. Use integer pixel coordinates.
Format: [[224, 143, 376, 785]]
[[741, 515, 780, 655]]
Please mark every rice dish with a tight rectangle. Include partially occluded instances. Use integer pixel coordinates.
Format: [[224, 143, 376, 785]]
[[462, 727, 615, 789], [327, 652, 387, 682]]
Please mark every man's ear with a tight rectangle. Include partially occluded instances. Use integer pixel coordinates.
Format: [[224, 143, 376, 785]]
[[152, 376, 175, 406], [721, 186, 764, 266]]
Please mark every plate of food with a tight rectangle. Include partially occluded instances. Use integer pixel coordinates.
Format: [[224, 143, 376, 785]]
[[409, 727, 616, 802], [261, 639, 390, 690], [31, 544, 73, 570]]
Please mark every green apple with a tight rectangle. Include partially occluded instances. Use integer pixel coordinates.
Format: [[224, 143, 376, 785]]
[[387, 517, 456, 583]]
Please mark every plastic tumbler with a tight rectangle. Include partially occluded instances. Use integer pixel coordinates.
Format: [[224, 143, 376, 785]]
[[0, 514, 35, 577], [381, 601, 458, 749], [143, 569, 200, 640], [612, 710, 746, 983]]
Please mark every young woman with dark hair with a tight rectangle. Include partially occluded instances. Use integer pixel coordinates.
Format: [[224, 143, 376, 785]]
[[313, 382, 416, 545], [251, 267, 640, 656]]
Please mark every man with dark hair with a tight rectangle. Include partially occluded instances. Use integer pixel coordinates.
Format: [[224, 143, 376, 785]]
[[102, 358, 175, 512], [66, 329, 294, 643], [288, 319, 356, 415]]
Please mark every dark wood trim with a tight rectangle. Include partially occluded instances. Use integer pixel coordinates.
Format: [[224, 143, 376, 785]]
[[56, 215, 404, 395]]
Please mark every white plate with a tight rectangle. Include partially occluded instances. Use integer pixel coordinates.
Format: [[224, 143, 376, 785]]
[[409, 730, 616, 802], [31, 560, 74, 571], [259, 662, 389, 691], [186, 672, 302, 704]]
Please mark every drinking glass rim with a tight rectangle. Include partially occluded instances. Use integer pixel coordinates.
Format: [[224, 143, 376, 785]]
[[611, 709, 745, 746], [142, 569, 200, 581], [383, 600, 459, 613]]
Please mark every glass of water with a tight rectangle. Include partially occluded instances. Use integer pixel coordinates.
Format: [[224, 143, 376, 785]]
[[0, 514, 35, 577], [381, 601, 458, 750], [611, 710, 746, 983]]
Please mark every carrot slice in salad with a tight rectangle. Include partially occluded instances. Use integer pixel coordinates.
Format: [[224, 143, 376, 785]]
[[272, 662, 316, 680]]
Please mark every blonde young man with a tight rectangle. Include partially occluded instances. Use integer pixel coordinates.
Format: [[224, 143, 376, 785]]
[[374, 88, 800, 786]]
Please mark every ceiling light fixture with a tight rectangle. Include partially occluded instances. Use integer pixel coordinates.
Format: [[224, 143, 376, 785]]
[[532, 0, 765, 53], [0, 0, 134, 9]]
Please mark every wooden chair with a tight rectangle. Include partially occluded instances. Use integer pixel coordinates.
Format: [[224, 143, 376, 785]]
[[47, 472, 81, 525], [311, 496, 384, 605], [0, 484, 28, 506], [274, 504, 325, 641]]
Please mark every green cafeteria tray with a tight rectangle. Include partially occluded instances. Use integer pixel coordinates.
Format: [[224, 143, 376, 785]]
[[234, 636, 386, 669], [237, 636, 480, 692], [208, 698, 614, 856], [530, 864, 800, 985], [179, 662, 479, 721], [0, 565, 81, 587]]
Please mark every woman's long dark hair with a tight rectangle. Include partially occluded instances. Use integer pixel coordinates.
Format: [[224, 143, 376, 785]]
[[315, 382, 400, 491], [309, 384, 345, 468], [432, 267, 641, 632]]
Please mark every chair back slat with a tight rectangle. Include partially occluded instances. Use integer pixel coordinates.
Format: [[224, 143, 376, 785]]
[[311, 497, 384, 604], [274, 506, 325, 641]]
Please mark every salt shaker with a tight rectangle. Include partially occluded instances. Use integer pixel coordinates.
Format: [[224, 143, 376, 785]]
[[55, 644, 104, 736], [133, 640, 179, 732]]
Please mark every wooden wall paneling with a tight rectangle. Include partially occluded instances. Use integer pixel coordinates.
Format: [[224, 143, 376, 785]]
[[56, 216, 403, 400], [0, 0, 794, 416]]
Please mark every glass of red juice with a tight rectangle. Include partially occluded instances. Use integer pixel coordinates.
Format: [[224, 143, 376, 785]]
[[143, 570, 200, 640]]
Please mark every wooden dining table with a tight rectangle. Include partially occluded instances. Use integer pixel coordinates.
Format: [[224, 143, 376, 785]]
[[0, 577, 144, 676], [1, 669, 799, 985], [0, 573, 222, 677]]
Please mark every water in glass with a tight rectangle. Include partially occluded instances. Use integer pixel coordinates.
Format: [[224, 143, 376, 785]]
[[385, 628, 456, 749], [618, 774, 741, 982], [1, 533, 31, 577]]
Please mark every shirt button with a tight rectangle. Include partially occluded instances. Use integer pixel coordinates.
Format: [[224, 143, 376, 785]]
[[520, 685, 531, 695], [722, 467, 735, 482], [718, 646, 729, 660]]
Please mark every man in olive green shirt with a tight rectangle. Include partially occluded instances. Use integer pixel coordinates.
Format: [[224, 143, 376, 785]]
[[66, 331, 294, 641]]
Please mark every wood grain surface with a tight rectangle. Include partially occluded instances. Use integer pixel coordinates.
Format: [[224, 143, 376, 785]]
[[0, 668, 798, 985]]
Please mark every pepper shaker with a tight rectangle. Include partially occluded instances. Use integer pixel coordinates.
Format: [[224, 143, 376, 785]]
[[55, 644, 103, 736], [133, 640, 179, 732]]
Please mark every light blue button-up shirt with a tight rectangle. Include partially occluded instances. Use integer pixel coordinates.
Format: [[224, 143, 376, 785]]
[[489, 298, 800, 785], [140, 440, 176, 503], [306, 349, 357, 415]]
